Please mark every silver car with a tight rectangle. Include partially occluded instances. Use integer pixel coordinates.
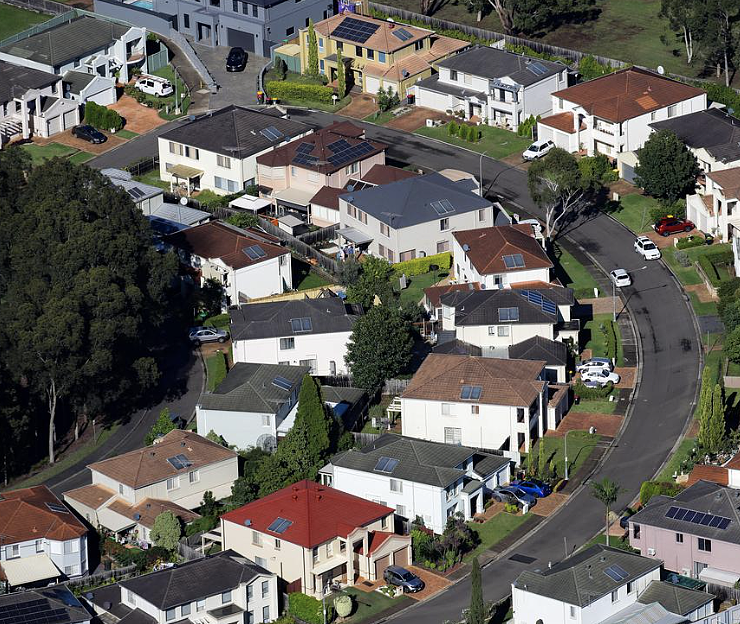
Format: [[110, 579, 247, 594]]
[[189, 326, 229, 345]]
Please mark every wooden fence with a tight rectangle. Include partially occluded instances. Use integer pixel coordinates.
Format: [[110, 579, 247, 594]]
[[353, 432, 380, 447], [257, 217, 339, 275], [383, 378, 411, 395], [65, 564, 137, 589], [297, 223, 340, 246]]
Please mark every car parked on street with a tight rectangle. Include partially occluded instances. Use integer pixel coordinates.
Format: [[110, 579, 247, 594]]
[[654, 217, 695, 237], [383, 566, 424, 593], [610, 268, 632, 288], [634, 236, 661, 260], [72, 124, 107, 144], [510, 479, 552, 498], [226, 47, 248, 72], [491, 486, 537, 508], [522, 139, 555, 161], [135, 74, 173, 97], [189, 326, 229, 345], [580, 368, 620, 386]]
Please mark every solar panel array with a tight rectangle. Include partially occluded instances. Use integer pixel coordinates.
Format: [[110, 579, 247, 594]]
[[272, 376, 293, 391], [127, 187, 145, 200], [374, 456, 399, 473], [327, 139, 351, 154], [260, 126, 284, 142], [296, 142, 315, 154], [0, 599, 71, 624], [243, 245, 267, 261], [502, 253, 525, 269], [391, 28, 413, 42], [527, 62, 549, 76], [45, 503, 69, 514], [665, 506, 731, 530], [290, 317, 313, 333], [327, 141, 375, 166], [331, 17, 380, 43], [292, 152, 319, 167], [167, 454, 193, 470], [519, 289, 557, 315], [430, 199, 455, 215], [603, 564, 629, 583], [267, 517, 293, 534], [460, 385, 482, 400]]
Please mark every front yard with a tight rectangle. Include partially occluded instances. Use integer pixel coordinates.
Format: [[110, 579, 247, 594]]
[[340, 588, 410, 624], [530, 430, 602, 481], [465, 512, 534, 561], [605, 193, 659, 234], [205, 350, 228, 391], [414, 123, 532, 160], [569, 393, 618, 414], [583, 314, 624, 367], [551, 243, 602, 299], [21, 142, 94, 166]]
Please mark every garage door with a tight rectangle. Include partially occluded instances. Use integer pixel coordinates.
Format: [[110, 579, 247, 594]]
[[227, 28, 255, 52], [365, 75, 380, 94], [47, 115, 62, 136], [553, 130, 570, 150], [63, 110, 77, 130], [393, 548, 409, 567], [374, 554, 391, 579], [622, 163, 636, 184], [86, 86, 116, 106]]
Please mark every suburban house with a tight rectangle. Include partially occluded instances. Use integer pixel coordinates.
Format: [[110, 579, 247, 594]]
[[230, 297, 362, 375], [319, 433, 510, 534], [400, 353, 548, 454], [256, 121, 387, 221], [88, 550, 278, 624], [164, 221, 292, 305], [511, 544, 713, 624], [337, 172, 496, 262], [536, 67, 707, 159], [0, 15, 148, 99], [452, 224, 553, 289], [686, 166, 740, 241], [423, 282, 481, 322], [0, 586, 90, 624], [158, 106, 310, 196], [300, 12, 468, 97], [629, 479, 740, 584], [509, 335, 570, 383], [220, 480, 412, 596], [0, 486, 88, 588], [64, 430, 237, 542], [412, 45, 567, 131], [0, 61, 80, 149]]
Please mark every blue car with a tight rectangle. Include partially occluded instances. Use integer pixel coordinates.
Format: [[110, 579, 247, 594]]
[[510, 479, 552, 498]]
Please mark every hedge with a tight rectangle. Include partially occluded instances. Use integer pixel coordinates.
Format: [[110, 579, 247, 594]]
[[288, 593, 334, 624], [573, 381, 613, 400], [84, 101, 123, 131], [393, 252, 452, 276], [504, 43, 568, 65], [639, 481, 684, 506], [266, 80, 334, 103], [676, 235, 705, 250], [697, 250, 732, 287]]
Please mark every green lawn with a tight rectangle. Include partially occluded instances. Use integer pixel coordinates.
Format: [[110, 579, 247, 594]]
[[21, 142, 76, 165], [398, 270, 447, 305], [531, 430, 602, 481], [206, 351, 228, 392], [363, 110, 394, 125], [551, 243, 602, 299], [292, 258, 334, 291], [656, 437, 697, 481], [116, 129, 139, 139], [134, 66, 190, 119], [68, 151, 95, 165], [133, 169, 170, 190], [341, 588, 409, 624], [689, 292, 718, 316], [580, 534, 636, 552], [570, 396, 618, 414], [606, 193, 658, 234], [284, 94, 352, 113], [466, 513, 534, 561], [415, 123, 532, 160], [0, 4, 49, 41], [583, 313, 624, 366]]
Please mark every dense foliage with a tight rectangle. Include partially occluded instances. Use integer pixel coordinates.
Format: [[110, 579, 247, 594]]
[[639, 481, 684, 506], [84, 101, 123, 131], [289, 593, 334, 624], [266, 81, 335, 103], [634, 130, 700, 203], [411, 514, 479, 570]]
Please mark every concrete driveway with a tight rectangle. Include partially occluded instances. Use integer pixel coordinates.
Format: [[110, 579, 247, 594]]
[[193, 43, 266, 109]]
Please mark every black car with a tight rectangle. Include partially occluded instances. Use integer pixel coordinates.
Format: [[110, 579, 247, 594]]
[[383, 566, 424, 593], [226, 47, 247, 72], [72, 125, 107, 144]]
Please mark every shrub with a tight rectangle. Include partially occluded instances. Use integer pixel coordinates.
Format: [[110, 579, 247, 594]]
[[674, 250, 691, 267], [393, 251, 452, 276], [265, 80, 335, 103], [204, 313, 230, 329], [448, 121, 459, 136], [184, 515, 218, 536], [289, 593, 334, 624], [504, 43, 568, 64], [578, 55, 618, 81], [334, 594, 353, 618], [639, 481, 684, 506], [504, 503, 518, 514], [84, 102, 123, 131], [698, 254, 723, 287], [517, 114, 540, 138], [573, 381, 613, 400], [649, 199, 686, 223], [676, 235, 705, 250]]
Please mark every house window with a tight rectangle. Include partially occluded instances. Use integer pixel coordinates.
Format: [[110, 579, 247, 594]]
[[217, 154, 231, 169], [381, 516, 388, 529], [327, 542, 334, 557], [632, 524, 640, 539], [166, 476, 179, 490], [253, 531, 262, 546], [463, 73, 472, 85], [517, 408, 525, 423], [189, 470, 199, 483], [183, 14, 190, 27], [498, 326, 510, 337], [498, 307, 519, 322], [346, 162, 359, 175], [340, 541, 346, 553], [611, 589, 618, 603], [380, 222, 390, 237], [275, 538, 281, 550], [471, 405, 479, 414], [698, 538, 711, 552], [487, 326, 496, 335], [6, 545, 19, 559], [286, 26, 295, 36], [166, 609, 176, 621], [255, 556, 267, 567], [336, 41, 343, 51], [667, 104, 677, 118], [242, 2, 248, 13], [247, 585, 254, 602], [64, 564, 80, 576], [312, 547, 319, 563], [367, 49, 374, 60], [262, 415, 270, 426], [184, 146, 199, 160], [355, 45, 362, 57], [196, 600, 205, 612], [169, 141, 181, 155], [378, 51, 386, 62], [248, 613, 255, 624], [291, 166, 297, 177], [320, 59, 325, 72], [181, 604, 191, 616], [676, 533, 683, 543], [569, 606, 576, 619], [437, 240, 449, 253], [299, 358, 318, 373], [396, 504, 406, 517], [650, 111, 656, 121], [232, 0, 237, 10], [390, 479, 402, 492], [222, 591, 232, 604], [444, 427, 462, 445], [279, 337, 295, 350], [64, 540, 79, 554], [262, 580, 269, 598], [477, 208, 486, 221], [440, 218, 450, 231], [119, 483, 124, 495], [318, 37, 324, 51], [441, 403, 452, 415], [450, 70, 458, 81], [252, 4, 257, 15], [262, 606, 270, 623], [35, 540, 43, 553], [627, 581, 634, 594]]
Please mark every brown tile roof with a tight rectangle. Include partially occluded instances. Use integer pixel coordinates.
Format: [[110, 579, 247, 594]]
[[164, 221, 287, 271], [315, 13, 430, 53], [0, 486, 87, 545], [363, 55, 431, 82], [64, 484, 115, 510], [88, 430, 237, 489], [724, 450, 740, 471], [310, 186, 345, 210], [707, 167, 740, 199], [424, 282, 481, 308], [551, 67, 705, 123], [453, 225, 553, 275], [686, 465, 729, 487], [361, 164, 418, 185], [539, 111, 582, 134], [510, 280, 562, 290], [421, 35, 470, 63], [256, 121, 387, 175], [402, 354, 546, 406], [107, 498, 200, 529], [548, 383, 569, 407]]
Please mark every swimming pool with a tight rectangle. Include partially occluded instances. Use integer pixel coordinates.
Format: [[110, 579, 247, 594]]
[[130, 0, 153, 9]]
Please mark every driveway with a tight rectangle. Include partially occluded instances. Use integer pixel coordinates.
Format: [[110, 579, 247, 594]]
[[193, 43, 266, 109], [40, 129, 127, 155], [110, 95, 169, 134]]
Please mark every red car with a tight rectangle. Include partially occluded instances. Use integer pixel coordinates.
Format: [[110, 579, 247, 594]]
[[653, 217, 695, 236]]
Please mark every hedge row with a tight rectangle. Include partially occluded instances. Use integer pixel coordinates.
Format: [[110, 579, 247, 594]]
[[288, 593, 334, 624], [84, 101, 123, 131], [266, 80, 334, 103], [698, 250, 733, 287], [504, 43, 568, 65], [675, 235, 705, 250], [393, 251, 452, 277], [572, 381, 613, 399], [639, 481, 684, 506]]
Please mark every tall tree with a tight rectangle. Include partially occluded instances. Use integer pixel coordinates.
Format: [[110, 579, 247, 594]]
[[145, 408, 176, 445], [467, 0, 487, 22], [306, 19, 319, 77], [660, 0, 705, 65], [702, 383, 726, 454], [336, 49, 346, 98], [485, 0, 595, 35], [468, 557, 485, 624], [590, 477, 621, 547], [697, 366, 715, 451], [702, 0, 739, 87], [345, 255, 395, 309], [150, 511, 182, 551], [634, 130, 699, 203]]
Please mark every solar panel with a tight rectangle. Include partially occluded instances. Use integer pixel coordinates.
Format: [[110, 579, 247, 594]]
[[374, 456, 399, 473], [167, 453, 192, 470], [331, 17, 380, 43], [327, 139, 351, 153], [327, 141, 375, 166], [700, 514, 714, 525], [293, 153, 319, 166], [127, 187, 145, 199], [392, 27, 413, 42], [260, 125, 284, 141], [603, 564, 629, 582], [683, 511, 696, 522], [243, 245, 267, 260], [527, 62, 549, 76], [45, 502, 69, 514], [272, 376, 293, 391], [708, 516, 723, 528], [692, 512, 706, 524], [290, 317, 313, 332], [718, 518, 731, 529], [460, 385, 482, 400], [665, 506, 679, 519], [430, 199, 455, 215], [296, 142, 315, 154], [520, 289, 557, 315], [542, 299, 557, 315], [267, 517, 293, 534], [673, 508, 688, 520], [503, 253, 525, 269]]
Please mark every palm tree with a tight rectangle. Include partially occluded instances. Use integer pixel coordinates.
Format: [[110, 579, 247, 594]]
[[591, 477, 622, 547]]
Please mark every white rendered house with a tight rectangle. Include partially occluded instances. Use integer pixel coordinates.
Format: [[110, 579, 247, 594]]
[[687, 167, 740, 240]]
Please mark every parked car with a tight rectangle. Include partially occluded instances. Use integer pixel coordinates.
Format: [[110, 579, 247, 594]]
[[135, 74, 173, 97], [522, 139, 555, 161], [383, 566, 424, 593], [492, 486, 537, 508], [510, 479, 552, 498], [610, 268, 632, 288], [634, 236, 661, 260], [577, 357, 613, 373], [619, 514, 632, 530], [189, 326, 229, 345], [72, 124, 107, 144], [226, 47, 248, 72], [654, 217, 695, 237], [580, 368, 621, 386]]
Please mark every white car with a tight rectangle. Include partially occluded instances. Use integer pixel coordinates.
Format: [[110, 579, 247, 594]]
[[522, 140, 555, 161], [577, 358, 613, 374], [581, 368, 621, 386], [634, 236, 661, 260], [610, 268, 632, 288], [135, 75, 173, 97]]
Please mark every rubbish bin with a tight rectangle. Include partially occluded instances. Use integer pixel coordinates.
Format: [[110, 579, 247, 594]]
[[703, 232, 714, 245]]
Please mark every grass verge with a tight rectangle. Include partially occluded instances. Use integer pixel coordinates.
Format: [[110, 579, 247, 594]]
[[656, 438, 697, 482], [583, 313, 623, 366], [68, 151, 95, 165], [116, 129, 139, 139], [606, 193, 658, 234], [465, 513, 534, 561], [363, 110, 394, 125], [414, 123, 531, 160], [341, 588, 410, 624], [206, 351, 228, 391], [552, 243, 602, 298], [530, 430, 602, 481]]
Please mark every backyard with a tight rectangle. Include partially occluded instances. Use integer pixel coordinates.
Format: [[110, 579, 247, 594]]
[[414, 123, 532, 160], [398, 269, 447, 305], [0, 4, 49, 41], [292, 258, 334, 291]]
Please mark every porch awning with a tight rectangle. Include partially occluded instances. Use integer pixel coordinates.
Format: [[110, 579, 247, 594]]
[[274, 186, 315, 207], [337, 227, 373, 245], [1, 554, 60, 586], [311, 556, 347, 576], [229, 195, 272, 212], [170, 164, 203, 179], [699, 567, 740, 587], [98, 505, 137, 532]]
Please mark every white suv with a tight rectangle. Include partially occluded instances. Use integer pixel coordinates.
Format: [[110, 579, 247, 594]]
[[634, 236, 661, 260], [135, 75, 173, 97], [581, 368, 621, 386], [522, 140, 555, 161]]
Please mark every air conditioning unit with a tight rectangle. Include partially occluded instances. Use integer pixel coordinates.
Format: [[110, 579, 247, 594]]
[[647, 548, 656, 556]]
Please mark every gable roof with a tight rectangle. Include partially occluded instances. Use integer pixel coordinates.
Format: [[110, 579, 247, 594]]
[[637, 580, 713, 616], [314, 13, 430, 54], [344, 172, 491, 229], [401, 354, 545, 407], [600, 602, 686, 624], [0, 586, 89, 624], [164, 221, 287, 270], [509, 335, 568, 366], [551, 67, 705, 123], [0, 16, 131, 67], [440, 289, 561, 325], [88, 430, 237, 489], [106, 497, 200, 530], [159, 105, 309, 159], [63, 484, 116, 510], [437, 46, 563, 86], [453, 225, 553, 275], [0, 486, 87, 545], [513, 545, 662, 607], [198, 362, 308, 414], [424, 282, 481, 308], [707, 167, 740, 199], [0, 61, 58, 104], [230, 297, 362, 341], [650, 108, 740, 164], [330, 433, 509, 488], [221, 480, 394, 548]]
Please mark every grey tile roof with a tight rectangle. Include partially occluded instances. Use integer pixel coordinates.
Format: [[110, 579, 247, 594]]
[[0, 61, 57, 104], [600, 602, 687, 624], [151, 203, 211, 227], [230, 297, 362, 341], [436, 46, 564, 86], [62, 70, 96, 95], [198, 362, 309, 414], [414, 74, 486, 99], [343, 172, 492, 229], [513, 545, 662, 607], [160, 105, 309, 159], [0, 586, 89, 624], [330, 433, 509, 488], [432, 338, 483, 356], [650, 108, 740, 164], [637, 580, 713, 616], [509, 336, 568, 366], [117, 550, 269, 609], [441, 289, 558, 325], [0, 17, 130, 68], [629, 479, 740, 545]]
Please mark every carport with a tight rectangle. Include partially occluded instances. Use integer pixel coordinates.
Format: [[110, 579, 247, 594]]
[[169, 164, 204, 196]]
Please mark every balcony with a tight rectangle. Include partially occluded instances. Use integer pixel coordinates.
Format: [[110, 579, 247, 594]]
[[207, 605, 244, 621]]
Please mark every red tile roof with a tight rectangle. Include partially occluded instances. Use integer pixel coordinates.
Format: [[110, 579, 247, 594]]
[[724, 450, 740, 471], [361, 164, 418, 186], [221, 480, 394, 549], [686, 465, 729, 487], [0, 486, 87, 545], [539, 112, 582, 134], [453, 225, 553, 275], [360, 531, 394, 555], [424, 282, 481, 308]]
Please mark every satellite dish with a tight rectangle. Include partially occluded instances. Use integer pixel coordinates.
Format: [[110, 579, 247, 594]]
[[462, 243, 470, 252], [179, 196, 188, 205], [657, 66, 665, 75]]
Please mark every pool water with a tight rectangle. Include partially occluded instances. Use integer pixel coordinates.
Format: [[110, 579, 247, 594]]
[[130, 0, 153, 9]]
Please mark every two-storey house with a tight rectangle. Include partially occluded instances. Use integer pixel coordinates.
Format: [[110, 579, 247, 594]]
[[0, 486, 88, 587], [338, 172, 495, 262], [537, 68, 706, 159], [230, 297, 362, 375], [452, 224, 553, 289], [400, 353, 547, 455], [0, 586, 90, 624], [413, 46, 567, 131], [686, 166, 740, 241], [300, 12, 468, 98], [64, 430, 237, 543], [221, 480, 412, 597], [88, 550, 278, 624], [320, 433, 510, 534]]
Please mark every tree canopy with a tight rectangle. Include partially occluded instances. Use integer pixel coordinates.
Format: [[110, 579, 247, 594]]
[[145, 408, 176, 445], [150, 511, 182, 551], [634, 129, 699, 203]]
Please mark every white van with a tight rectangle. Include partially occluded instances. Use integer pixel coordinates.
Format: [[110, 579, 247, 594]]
[[135, 74, 173, 97]]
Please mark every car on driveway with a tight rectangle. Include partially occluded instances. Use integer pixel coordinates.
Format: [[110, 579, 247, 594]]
[[491, 486, 537, 507], [654, 217, 695, 236], [577, 357, 613, 373], [510, 479, 552, 498], [226, 47, 247, 72], [581, 368, 620, 386], [522, 139, 555, 161], [189, 326, 229, 345], [634, 236, 661, 260], [610, 268, 632, 288], [72, 124, 107, 144], [135, 74, 173, 96], [383, 566, 425, 593]]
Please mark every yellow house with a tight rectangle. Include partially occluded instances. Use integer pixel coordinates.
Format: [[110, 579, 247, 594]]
[[299, 12, 468, 98]]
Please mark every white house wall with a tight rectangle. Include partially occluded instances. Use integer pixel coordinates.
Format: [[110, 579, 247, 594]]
[[0, 535, 87, 577], [196, 407, 276, 450], [454, 322, 555, 348]]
